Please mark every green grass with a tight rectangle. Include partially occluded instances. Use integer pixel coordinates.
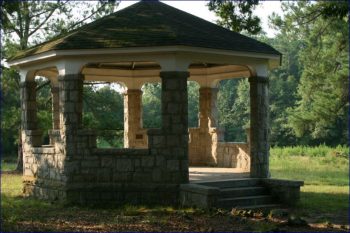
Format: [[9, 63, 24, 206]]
[[270, 153, 349, 186], [1, 146, 349, 231], [271, 144, 349, 158], [270, 146, 349, 218], [1, 157, 17, 171]]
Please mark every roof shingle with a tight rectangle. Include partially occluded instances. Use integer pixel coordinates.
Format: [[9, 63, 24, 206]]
[[10, 1, 281, 61]]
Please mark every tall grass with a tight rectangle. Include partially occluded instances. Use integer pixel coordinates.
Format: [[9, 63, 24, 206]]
[[271, 144, 349, 158], [270, 146, 349, 186], [270, 145, 349, 215]]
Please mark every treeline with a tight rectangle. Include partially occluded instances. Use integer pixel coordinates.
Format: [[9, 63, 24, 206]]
[[1, 1, 348, 156]]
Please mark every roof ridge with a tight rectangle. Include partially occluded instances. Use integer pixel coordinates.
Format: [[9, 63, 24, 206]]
[[147, 2, 279, 53], [9, 1, 281, 61]]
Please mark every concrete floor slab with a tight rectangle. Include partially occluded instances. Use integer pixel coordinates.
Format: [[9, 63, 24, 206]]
[[189, 167, 249, 183]]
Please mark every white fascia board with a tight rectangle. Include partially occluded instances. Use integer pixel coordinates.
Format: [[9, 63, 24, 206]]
[[8, 45, 281, 67]]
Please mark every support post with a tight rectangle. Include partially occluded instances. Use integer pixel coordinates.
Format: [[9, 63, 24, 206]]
[[199, 87, 219, 129], [20, 81, 42, 147], [160, 71, 189, 183], [249, 76, 269, 178], [21, 81, 38, 131], [51, 85, 60, 129], [124, 89, 143, 148], [58, 74, 83, 158], [20, 80, 42, 176], [192, 87, 220, 166]]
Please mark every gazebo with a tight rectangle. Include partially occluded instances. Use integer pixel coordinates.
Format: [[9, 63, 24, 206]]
[[8, 1, 302, 207]]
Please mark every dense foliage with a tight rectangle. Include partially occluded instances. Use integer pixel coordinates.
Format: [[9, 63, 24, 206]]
[[1, 1, 348, 156], [270, 1, 349, 146], [208, 0, 261, 34]]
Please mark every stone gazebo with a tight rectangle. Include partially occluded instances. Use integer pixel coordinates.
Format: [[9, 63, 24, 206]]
[[8, 1, 302, 206]]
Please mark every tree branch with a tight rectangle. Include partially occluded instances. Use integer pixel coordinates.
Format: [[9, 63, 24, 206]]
[[28, 7, 57, 37], [66, 2, 108, 31], [2, 12, 21, 35], [36, 81, 51, 92]]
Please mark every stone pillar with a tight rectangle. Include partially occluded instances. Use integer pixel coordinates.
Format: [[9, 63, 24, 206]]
[[51, 85, 60, 129], [199, 87, 218, 129], [124, 89, 143, 148], [249, 76, 269, 178], [194, 87, 220, 165], [21, 81, 38, 130], [20, 80, 42, 179], [20, 81, 42, 147], [161, 71, 189, 183], [58, 74, 83, 158]]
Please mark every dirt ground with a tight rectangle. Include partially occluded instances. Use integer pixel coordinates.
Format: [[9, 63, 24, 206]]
[[3, 206, 349, 232]]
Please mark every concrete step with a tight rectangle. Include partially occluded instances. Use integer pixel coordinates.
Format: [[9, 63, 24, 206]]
[[198, 179, 261, 189], [234, 204, 281, 210], [217, 195, 273, 208], [220, 186, 268, 198]]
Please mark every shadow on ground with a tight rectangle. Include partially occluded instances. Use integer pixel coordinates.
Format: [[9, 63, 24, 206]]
[[296, 191, 349, 225]]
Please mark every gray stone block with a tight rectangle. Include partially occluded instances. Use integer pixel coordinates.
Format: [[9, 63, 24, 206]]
[[167, 160, 179, 171], [116, 159, 134, 171], [141, 157, 154, 167], [101, 158, 114, 167]]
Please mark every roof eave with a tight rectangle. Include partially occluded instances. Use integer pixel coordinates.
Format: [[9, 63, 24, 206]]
[[8, 45, 281, 68]]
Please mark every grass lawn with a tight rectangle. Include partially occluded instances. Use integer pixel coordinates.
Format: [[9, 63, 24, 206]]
[[1, 146, 349, 232], [1, 157, 17, 172], [270, 147, 349, 225]]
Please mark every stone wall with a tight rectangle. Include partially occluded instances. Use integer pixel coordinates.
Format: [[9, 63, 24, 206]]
[[188, 86, 251, 169], [216, 142, 250, 171], [261, 179, 304, 206], [189, 127, 250, 170], [188, 128, 222, 166], [64, 130, 180, 204], [22, 71, 190, 205], [23, 129, 182, 204], [22, 128, 67, 201]]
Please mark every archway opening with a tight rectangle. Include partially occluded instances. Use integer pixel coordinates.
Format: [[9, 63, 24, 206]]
[[142, 82, 161, 129], [82, 81, 125, 148], [217, 78, 250, 142], [34, 76, 53, 146], [188, 81, 200, 128]]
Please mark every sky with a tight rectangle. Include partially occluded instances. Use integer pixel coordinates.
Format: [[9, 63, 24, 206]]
[[117, 1, 283, 37]]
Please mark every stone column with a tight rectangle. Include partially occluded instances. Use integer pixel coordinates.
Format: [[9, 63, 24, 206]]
[[199, 87, 218, 129], [161, 71, 189, 183], [21, 81, 38, 130], [51, 85, 60, 129], [249, 76, 269, 178], [124, 89, 143, 148], [20, 80, 42, 179], [20, 81, 42, 147], [195, 87, 220, 165], [58, 74, 83, 158]]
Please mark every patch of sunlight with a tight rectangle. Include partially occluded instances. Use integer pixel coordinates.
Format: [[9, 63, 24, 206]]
[[1, 174, 22, 197], [302, 185, 349, 194]]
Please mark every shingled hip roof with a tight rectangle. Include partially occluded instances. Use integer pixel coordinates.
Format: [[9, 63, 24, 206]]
[[9, 0, 281, 61]]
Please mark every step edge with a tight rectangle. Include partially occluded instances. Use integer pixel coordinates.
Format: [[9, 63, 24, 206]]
[[234, 204, 281, 209], [220, 186, 266, 192], [218, 195, 273, 202]]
